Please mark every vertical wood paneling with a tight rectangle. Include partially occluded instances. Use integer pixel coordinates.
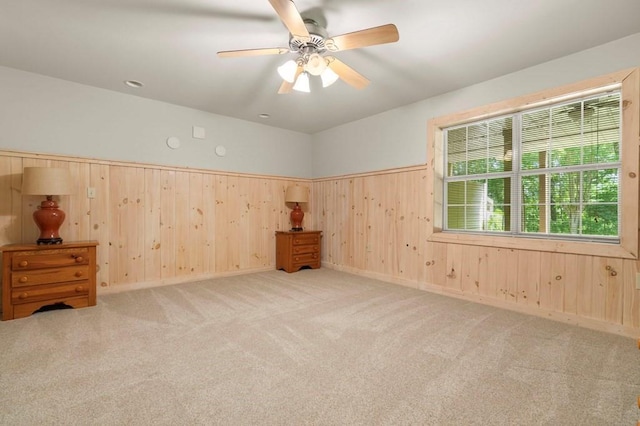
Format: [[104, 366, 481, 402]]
[[1, 152, 639, 336], [591, 258, 609, 320], [352, 177, 365, 271], [226, 176, 240, 271], [445, 244, 462, 291], [214, 174, 229, 272], [539, 252, 565, 312], [89, 163, 110, 289], [576, 255, 594, 318], [623, 259, 640, 328], [160, 170, 176, 279], [144, 168, 162, 282], [604, 258, 623, 324], [426, 241, 447, 287], [0, 151, 308, 293], [482, 247, 501, 299], [0, 156, 23, 246], [563, 254, 578, 314], [382, 175, 396, 276], [109, 166, 145, 286], [56, 160, 90, 241], [188, 172, 205, 275], [516, 250, 540, 306], [173, 171, 191, 276], [201, 174, 216, 273]]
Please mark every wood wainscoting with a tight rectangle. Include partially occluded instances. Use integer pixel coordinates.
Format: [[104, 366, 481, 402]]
[[3, 150, 639, 337], [312, 166, 640, 338], [0, 151, 312, 293]]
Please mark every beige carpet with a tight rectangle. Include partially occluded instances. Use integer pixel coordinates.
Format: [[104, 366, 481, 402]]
[[0, 268, 639, 425]]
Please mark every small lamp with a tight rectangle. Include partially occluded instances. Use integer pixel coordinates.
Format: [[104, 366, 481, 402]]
[[22, 167, 74, 245], [285, 185, 309, 231]]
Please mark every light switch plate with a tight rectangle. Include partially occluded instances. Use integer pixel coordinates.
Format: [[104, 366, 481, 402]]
[[636, 273, 640, 290], [87, 187, 96, 199]]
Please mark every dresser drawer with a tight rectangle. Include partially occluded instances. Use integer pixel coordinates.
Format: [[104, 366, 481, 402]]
[[292, 235, 321, 246], [291, 252, 320, 264], [11, 265, 89, 288], [12, 248, 89, 270], [12, 282, 90, 305], [292, 244, 320, 255]]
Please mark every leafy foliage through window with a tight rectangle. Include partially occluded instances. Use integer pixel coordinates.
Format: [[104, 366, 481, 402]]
[[444, 91, 621, 241]]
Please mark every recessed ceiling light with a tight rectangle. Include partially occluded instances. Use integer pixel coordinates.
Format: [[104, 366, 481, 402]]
[[124, 80, 144, 88], [258, 113, 270, 119]]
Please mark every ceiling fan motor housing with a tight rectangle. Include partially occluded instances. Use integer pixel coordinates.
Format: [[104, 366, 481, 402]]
[[289, 19, 328, 54]]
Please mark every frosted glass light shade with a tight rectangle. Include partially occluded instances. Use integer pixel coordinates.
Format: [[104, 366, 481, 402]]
[[277, 60, 298, 83], [321, 67, 339, 87], [306, 53, 327, 76], [293, 72, 310, 93]]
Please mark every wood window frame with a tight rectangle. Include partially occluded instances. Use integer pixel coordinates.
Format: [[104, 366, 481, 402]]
[[426, 68, 640, 259]]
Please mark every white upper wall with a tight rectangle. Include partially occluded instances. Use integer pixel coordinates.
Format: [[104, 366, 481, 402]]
[[2, 32, 639, 179], [0, 66, 313, 178], [310, 33, 640, 178]]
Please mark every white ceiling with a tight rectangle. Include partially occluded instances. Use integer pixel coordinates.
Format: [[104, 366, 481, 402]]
[[2, 0, 640, 134]]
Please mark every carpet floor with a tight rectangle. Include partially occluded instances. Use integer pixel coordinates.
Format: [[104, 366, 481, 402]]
[[1, 268, 639, 425]]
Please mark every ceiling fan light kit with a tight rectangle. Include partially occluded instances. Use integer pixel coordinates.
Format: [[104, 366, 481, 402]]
[[277, 60, 298, 83], [293, 72, 310, 93], [321, 67, 339, 88], [217, 0, 399, 94]]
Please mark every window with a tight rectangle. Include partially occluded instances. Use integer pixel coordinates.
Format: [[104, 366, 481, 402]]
[[426, 68, 639, 258], [444, 91, 621, 242]]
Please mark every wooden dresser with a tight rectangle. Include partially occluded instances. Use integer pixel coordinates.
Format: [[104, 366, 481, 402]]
[[1, 241, 98, 320], [275, 230, 322, 273]]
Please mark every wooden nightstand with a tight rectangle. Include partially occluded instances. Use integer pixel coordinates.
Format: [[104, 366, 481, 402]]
[[275, 231, 322, 273], [1, 241, 98, 320]]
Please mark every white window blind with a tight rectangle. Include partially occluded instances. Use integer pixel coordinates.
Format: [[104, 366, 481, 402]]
[[443, 90, 621, 241]]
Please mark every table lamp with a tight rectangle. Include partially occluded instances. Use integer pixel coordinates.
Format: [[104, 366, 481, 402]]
[[285, 185, 309, 231], [22, 167, 74, 245]]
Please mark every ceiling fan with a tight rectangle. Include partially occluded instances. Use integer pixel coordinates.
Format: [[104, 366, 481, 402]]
[[217, 0, 399, 94]]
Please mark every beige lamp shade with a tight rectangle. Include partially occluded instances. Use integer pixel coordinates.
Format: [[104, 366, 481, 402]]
[[22, 167, 73, 195], [285, 185, 309, 203]]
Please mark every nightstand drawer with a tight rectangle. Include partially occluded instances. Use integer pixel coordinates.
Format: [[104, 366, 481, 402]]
[[11, 265, 89, 288], [291, 252, 319, 264], [292, 245, 320, 254], [12, 282, 89, 304], [292, 235, 320, 246], [12, 248, 89, 270]]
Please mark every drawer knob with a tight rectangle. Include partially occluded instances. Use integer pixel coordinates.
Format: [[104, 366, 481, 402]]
[[18, 276, 28, 283], [75, 286, 84, 293], [75, 271, 83, 278], [19, 292, 28, 299], [74, 256, 84, 263], [19, 260, 28, 267]]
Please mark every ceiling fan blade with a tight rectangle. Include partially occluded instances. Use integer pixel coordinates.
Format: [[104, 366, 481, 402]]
[[278, 65, 304, 94], [326, 24, 399, 52], [268, 0, 310, 41], [217, 47, 289, 58], [327, 57, 369, 90]]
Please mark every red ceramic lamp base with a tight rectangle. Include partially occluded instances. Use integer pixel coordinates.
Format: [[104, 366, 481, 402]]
[[33, 196, 66, 245], [290, 203, 304, 231]]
